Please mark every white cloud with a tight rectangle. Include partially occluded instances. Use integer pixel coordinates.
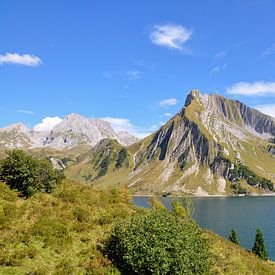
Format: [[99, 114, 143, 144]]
[[262, 44, 275, 57], [209, 63, 227, 75], [102, 117, 134, 133], [102, 117, 152, 138], [159, 98, 178, 107], [255, 104, 275, 118], [33, 116, 62, 132], [0, 53, 42, 66], [150, 24, 192, 51], [17, 109, 34, 115], [227, 81, 275, 96]]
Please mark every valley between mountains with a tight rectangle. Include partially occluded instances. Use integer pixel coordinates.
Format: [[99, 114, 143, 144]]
[[1, 90, 275, 196]]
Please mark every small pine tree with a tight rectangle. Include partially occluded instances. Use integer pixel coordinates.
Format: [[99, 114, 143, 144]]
[[252, 227, 268, 260], [229, 228, 239, 245]]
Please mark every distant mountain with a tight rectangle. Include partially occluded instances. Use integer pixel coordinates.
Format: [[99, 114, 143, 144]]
[[0, 113, 138, 149], [0, 123, 33, 148], [67, 91, 275, 195]]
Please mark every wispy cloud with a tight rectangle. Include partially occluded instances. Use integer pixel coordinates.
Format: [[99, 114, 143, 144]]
[[102, 117, 152, 138], [255, 104, 275, 118], [234, 40, 247, 48], [227, 81, 275, 96], [103, 70, 142, 81], [214, 51, 227, 59], [148, 124, 158, 131], [159, 98, 178, 107], [133, 59, 154, 70], [0, 53, 42, 66], [33, 116, 62, 132], [103, 59, 152, 83], [149, 24, 192, 51], [17, 109, 34, 115], [262, 43, 275, 58], [125, 70, 142, 80], [210, 63, 227, 75], [164, 112, 172, 117]]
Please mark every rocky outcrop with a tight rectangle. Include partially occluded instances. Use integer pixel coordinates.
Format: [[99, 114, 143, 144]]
[[267, 145, 275, 155]]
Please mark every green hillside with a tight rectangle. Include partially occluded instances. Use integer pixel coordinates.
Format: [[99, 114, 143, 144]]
[[0, 180, 274, 274]]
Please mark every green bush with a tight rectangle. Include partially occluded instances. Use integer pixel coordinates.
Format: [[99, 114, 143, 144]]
[[0, 149, 64, 197], [107, 208, 210, 274]]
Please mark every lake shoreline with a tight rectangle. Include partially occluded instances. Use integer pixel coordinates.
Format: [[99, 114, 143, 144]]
[[132, 193, 275, 198]]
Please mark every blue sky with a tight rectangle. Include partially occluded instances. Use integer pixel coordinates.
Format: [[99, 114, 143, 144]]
[[1, 0, 275, 137]]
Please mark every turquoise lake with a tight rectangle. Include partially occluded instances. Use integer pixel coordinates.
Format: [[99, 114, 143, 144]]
[[132, 196, 275, 261]]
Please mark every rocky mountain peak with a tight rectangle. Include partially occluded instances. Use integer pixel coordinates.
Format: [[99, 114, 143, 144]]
[[64, 113, 85, 121], [123, 90, 275, 196], [0, 122, 30, 133]]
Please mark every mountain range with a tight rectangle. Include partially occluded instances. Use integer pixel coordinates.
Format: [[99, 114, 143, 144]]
[[0, 113, 138, 149], [1, 90, 275, 196]]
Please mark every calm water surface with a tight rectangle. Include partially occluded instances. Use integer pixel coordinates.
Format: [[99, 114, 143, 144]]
[[133, 196, 275, 261]]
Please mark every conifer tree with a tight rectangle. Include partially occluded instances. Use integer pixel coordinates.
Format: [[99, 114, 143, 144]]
[[229, 228, 239, 245], [252, 227, 268, 260]]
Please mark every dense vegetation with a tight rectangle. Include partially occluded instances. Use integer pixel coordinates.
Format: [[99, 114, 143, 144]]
[[215, 155, 274, 193], [0, 181, 275, 274], [230, 163, 274, 191], [0, 180, 137, 274], [0, 149, 64, 197], [107, 207, 210, 274]]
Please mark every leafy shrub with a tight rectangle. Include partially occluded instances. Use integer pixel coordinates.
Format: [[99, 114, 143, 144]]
[[107, 208, 210, 274], [29, 218, 72, 249], [0, 150, 65, 197]]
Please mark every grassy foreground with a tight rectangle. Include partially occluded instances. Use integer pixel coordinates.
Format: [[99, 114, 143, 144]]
[[0, 180, 274, 274], [206, 231, 275, 274]]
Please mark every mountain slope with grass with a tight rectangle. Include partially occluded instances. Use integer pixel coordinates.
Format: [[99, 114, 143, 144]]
[[67, 90, 275, 196], [124, 90, 275, 195], [66, 139, 134, 188]]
